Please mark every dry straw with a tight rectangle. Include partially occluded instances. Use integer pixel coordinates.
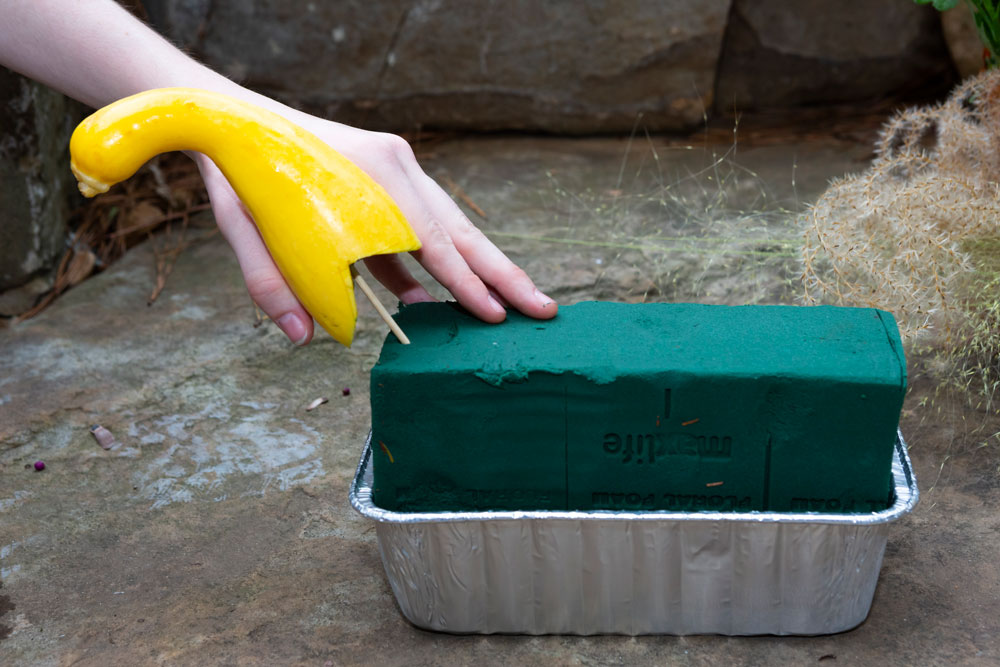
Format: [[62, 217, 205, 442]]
[[801, 69, 1000, 411]]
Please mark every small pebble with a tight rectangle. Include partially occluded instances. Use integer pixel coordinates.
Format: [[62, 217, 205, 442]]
[[305, 397, 328, 412], [90, 424, 118, 450], [342, 387, 351, 396], [33, 460, 45, 471]]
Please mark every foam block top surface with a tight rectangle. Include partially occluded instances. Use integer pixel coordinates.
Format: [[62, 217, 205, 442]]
[[376, 301, 906, 388]]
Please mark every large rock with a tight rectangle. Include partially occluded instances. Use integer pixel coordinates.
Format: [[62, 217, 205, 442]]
[[142, 0, 732, 133], [0, 71, 82, 294], [715, 0, 957, 111], [941, 4, 985, 79]]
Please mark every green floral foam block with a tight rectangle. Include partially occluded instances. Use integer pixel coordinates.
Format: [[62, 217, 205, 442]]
[[370, 302, 906, 513]]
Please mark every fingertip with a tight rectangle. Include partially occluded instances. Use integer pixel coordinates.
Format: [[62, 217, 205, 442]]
[[533, 289, 559, 319], [462, 291, 507, 323], [486, 293, 507, 319], [505, 287, 558, 320], [536, 300, 559, 319], [277, 311, 312, 346]]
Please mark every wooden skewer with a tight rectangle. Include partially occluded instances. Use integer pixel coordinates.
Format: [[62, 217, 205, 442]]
[[352, 268, 411, 345]]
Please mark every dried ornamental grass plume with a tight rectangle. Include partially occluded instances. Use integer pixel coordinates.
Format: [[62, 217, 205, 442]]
[[800, 69, 1000, 408]]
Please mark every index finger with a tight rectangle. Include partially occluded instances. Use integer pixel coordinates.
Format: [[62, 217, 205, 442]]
[[406, 169, 557, 320]]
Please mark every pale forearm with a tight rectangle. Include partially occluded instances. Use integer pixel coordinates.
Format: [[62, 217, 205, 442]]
[[0, 0, 300, 121]]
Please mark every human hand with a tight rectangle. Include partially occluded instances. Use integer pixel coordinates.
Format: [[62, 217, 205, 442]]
[[196, 118, 557, 346]]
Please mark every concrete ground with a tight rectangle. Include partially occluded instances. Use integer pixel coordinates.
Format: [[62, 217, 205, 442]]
[[2, 132, 999, 666]]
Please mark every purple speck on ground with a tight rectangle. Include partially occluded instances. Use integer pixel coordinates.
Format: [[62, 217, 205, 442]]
[[34, 460, 45, 471], [342, 387, 351, 396]]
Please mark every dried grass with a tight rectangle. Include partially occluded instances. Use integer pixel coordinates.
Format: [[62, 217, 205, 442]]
[[801, 69, 1000, 413]]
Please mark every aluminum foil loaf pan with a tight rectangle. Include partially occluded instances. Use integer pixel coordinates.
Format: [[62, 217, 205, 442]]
[[350, 431, 918, 636]]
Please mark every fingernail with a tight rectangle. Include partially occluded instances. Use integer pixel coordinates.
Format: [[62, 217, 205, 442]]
[[534, 288, 555, 308], [277, 313, 309, 346], [487, 294, 506, 315]]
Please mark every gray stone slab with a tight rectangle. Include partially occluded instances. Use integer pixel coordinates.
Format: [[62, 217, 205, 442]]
[[1, 136, 998, 665], [144, 0, 732, 133]]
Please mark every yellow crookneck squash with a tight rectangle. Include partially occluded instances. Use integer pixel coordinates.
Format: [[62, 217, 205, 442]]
[[69, 87, 420, 346]]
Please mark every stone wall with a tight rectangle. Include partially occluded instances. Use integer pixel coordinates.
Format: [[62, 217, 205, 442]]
[[144, 0, 732, 133], [0, 0, 973, 295], [0, 71, 84, 301], [143, 0, 958, 131], [715, 0, 956, 111]]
